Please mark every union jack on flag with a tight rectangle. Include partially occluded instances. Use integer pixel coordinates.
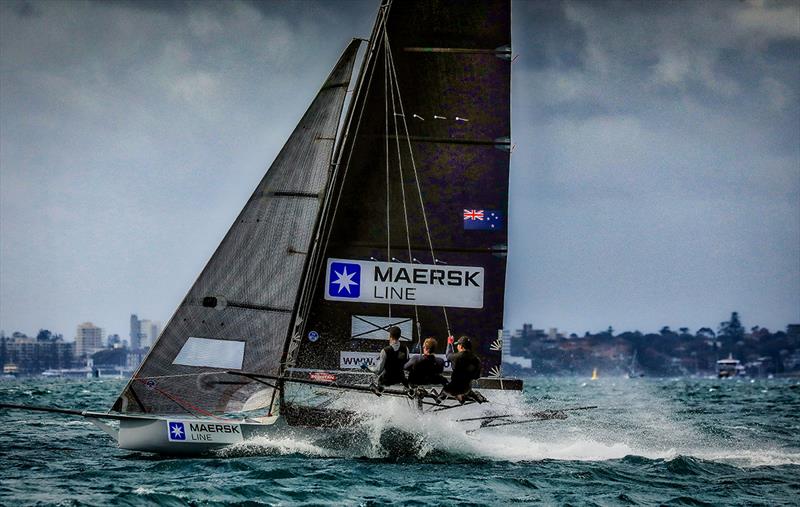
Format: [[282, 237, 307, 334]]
[[463, 209, 484, 221], [463, 209, 504, 231]]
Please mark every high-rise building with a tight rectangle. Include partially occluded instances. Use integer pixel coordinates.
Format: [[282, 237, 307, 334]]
[[138, 319, 161, 348], [130, 314, 160, 350], [75, 322, 104, 358], [130, 314, 142, 350]]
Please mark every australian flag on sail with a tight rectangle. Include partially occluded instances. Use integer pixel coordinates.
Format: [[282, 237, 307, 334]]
[[463, 209, 504, 231]]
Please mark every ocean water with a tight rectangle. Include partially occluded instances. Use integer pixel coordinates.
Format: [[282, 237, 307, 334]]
[[1, 377, 798, 506]]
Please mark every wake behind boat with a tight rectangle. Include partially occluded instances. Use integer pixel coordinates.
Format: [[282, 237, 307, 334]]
[[2, 0, 595, 454]]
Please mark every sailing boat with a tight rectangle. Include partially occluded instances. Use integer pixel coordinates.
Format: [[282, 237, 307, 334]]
[[2, 0, 593, 454]]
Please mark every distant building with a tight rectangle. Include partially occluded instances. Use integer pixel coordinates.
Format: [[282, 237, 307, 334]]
[[75, 322, 104, 358], [1, 332, 74, 374], [502, 328, 533, 370], [130, 314, 142, 350], [130, 314, 160, 350], [138, 319, 160, 349], [127, 348, 147, 371], [107, 334, 123, 348], [511, 324, 547, 356]]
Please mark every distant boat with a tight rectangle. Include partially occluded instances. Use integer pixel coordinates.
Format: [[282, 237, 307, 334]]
[[626, 349, 645, 378], [591, 368, 598, 380], [717, 353, 746, 378]]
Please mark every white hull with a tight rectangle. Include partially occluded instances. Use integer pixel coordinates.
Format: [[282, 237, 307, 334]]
[[107, 385, 519, 454], [113, 414, 284, 454]]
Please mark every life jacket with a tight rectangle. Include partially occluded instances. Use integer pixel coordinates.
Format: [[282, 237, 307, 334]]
[[408, 354, 444, 385], [447, 350, 481, 394], [381, 343, 409, 384]]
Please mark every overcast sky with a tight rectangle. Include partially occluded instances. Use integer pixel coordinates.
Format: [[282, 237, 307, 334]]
[[1, 0, 798, 340]]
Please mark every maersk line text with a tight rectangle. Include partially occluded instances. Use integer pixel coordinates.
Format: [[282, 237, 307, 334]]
[[374, 286, 416, 301]]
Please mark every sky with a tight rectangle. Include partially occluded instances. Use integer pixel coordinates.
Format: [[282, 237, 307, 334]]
[[1, 0, 798, 340]]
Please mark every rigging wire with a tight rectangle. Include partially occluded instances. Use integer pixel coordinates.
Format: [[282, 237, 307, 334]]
[[383, 26, 392, 319], [384, 29, 420, 343], [384, 33, 452, 337], [289, 2, 391, 363]]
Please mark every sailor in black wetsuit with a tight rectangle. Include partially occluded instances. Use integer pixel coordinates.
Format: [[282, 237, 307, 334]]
[[404, 337, 448, 393], [367, 326, 409, 393], [438, 335, 486, 404]]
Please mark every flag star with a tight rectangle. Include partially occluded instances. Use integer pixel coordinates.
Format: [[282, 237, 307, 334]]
[[170, 424, 184, 438], [333, 267, 358, 294]]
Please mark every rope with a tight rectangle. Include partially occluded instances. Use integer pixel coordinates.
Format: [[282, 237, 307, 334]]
[[383, 25, 392, 319], [384, 29, 419, 332], [133, 376, 234, 421], [385, 34, 452, 337]]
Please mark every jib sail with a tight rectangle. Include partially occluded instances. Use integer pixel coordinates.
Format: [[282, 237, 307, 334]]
[[112, 40, 361, 415]]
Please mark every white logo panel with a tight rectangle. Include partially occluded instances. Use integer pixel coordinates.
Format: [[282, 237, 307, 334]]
[[166, 420, 243, 444], [325, 258, 484, 308]]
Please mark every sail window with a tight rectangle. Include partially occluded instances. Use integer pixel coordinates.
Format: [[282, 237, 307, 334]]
[[173, 337, 246, 370], [351, 315, 413, 341]]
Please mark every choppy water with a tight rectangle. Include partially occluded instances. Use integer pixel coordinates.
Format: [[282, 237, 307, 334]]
[[1, 377, 798, 506]]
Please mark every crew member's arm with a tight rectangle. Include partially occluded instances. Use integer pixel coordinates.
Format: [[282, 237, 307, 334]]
[[404, 354, 419, 371], [445, 335, 455, 361], [371, 349, 387, 376]]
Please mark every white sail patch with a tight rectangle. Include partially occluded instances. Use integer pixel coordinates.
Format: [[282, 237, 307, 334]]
[[172, 337, 245, 370], [325, 258, 484, 308], [351, 315, 412, 341]]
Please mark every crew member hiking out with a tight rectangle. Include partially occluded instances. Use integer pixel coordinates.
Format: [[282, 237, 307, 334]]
[[404, 337, 447, 398], [437, 335, 487, 404], [364, 326, 409, 394]]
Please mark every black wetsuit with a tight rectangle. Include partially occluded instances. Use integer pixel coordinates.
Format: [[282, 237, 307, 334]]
[[404, 354, 447, 386], [378, 343, 409, 387], [444, 349, 481, 395]]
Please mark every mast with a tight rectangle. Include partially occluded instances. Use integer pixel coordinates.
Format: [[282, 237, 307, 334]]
[[283, 1, 392, 376]]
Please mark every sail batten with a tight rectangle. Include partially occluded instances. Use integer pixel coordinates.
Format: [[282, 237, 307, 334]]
[[112, 39, 362, 415]]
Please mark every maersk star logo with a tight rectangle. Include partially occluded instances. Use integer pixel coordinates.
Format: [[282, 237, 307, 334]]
[[328, 261, 360, 298], [168, 421, 186, 441]]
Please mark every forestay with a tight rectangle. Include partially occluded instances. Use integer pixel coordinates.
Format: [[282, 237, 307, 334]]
[[112, 40, 361, 416]]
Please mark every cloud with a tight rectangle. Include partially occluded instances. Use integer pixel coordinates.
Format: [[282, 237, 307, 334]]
[[0, 0, 797, 336]]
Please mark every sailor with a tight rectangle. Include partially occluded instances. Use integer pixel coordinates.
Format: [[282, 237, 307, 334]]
[[365, 326, 409, 394], [404, 337, 448, 392], [438, 335, 486, 404]]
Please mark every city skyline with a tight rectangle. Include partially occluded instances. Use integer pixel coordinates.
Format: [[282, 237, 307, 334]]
[[1, 0, 798, 337]]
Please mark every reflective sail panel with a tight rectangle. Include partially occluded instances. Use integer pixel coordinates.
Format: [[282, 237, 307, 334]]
[[292, 0, 511, 378], [113, 40, 361, 415]]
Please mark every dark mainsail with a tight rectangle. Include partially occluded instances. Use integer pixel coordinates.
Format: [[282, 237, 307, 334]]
[[112, 40, 361, 415], [288, 0, 511, 381]]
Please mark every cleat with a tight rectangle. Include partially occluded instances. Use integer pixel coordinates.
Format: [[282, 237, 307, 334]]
[[415, 387, 428, 399]]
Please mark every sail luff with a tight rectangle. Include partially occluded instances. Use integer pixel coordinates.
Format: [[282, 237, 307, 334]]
[[284, 2, 394, 372], [112, 39, 361, 415]]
